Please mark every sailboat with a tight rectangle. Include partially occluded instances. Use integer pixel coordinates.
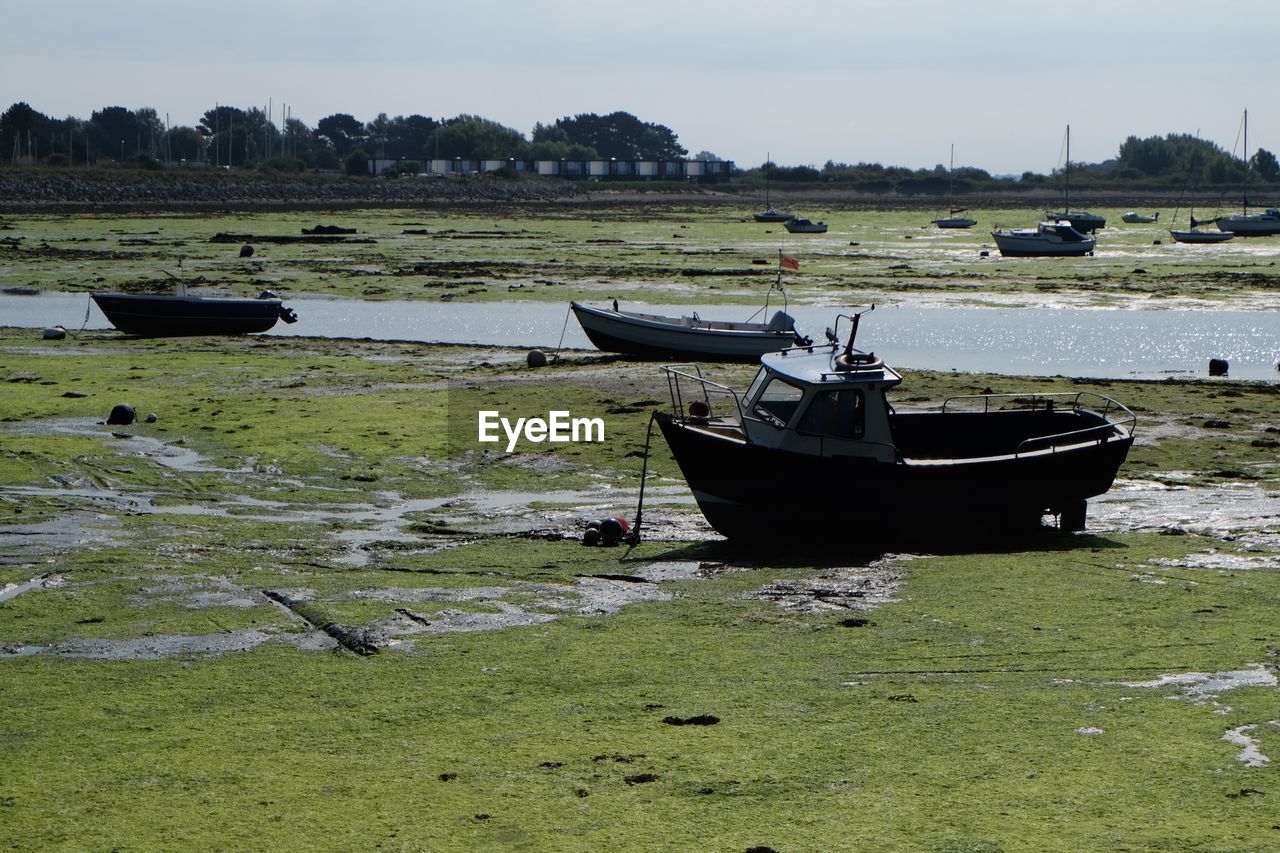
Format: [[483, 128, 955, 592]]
[[1045, 125, 1105, 233], [932, 144, 977, 229], [1209, 110, 1280, 236], [1169, 200, 1234, 244], [753, 153, 794, 223]]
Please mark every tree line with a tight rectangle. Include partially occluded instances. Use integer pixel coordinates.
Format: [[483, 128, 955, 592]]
[[2, 100, 1277, 192], [0, 102, 691, 174]]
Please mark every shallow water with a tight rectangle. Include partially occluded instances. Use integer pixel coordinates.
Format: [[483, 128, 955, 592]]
[[4, 292, 1278, 380]]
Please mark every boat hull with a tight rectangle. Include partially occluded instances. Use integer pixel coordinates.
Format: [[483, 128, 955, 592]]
[[990, 231, 1095, 257], [753, 210, 793, 223], [1169, 230, 1234, 244], [933, 217, 977, 229], [784, 219, 827, 233], [91, 293, 293, 336], [656, 412, 1132, 540], [1213, 214, 1280, 236], [571, 302, 800, 361]]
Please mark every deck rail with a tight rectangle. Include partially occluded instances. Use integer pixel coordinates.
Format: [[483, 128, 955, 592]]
[[940, 391, 1137, 457], [661, 364, 744, 424]]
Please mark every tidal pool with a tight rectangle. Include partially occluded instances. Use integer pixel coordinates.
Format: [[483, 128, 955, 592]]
[[4, 291, 1278, 380]]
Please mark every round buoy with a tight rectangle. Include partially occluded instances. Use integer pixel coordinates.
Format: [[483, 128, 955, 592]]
[[582, 528, 601, 546], [239, 245, 254, 258], [145, 413, 158, 423], [688, 400, 710, 418], [599, 517, 623, 545], [526, 349, 548, 368], [1209, 358, 1229, 376], [106, 403, 136, 426], [611, 515, 630, 535], [42, 325, 66, 340]]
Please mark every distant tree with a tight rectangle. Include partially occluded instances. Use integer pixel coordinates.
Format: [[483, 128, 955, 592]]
[[387, 114, 438, 159], [543, 111, 686, 160], [134, 108, 165, 158], [316, 113, 365, 158], [90, 106, 141, 160], [345, 147, 369, 176], [0, 101, 49, 161], [168, 126, 204, 162], [1251, 148, 1279, 182], [528, 140, 599, 160], [427, 115, 527, 159], [198, 105, 253, 166], [692, 150, 722, 162]]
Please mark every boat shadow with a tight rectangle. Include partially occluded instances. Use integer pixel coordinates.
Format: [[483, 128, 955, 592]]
[[625, 528, 1128, 567]]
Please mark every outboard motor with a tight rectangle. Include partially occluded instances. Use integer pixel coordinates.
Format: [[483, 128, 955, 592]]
[[279, 305, 299, 324], [766, 310, 795, 332]]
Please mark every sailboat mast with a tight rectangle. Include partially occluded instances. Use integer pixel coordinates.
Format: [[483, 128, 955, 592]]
[[1243, 109, 1249, 215], [765, 151, 771, 209], [1065, 125, 1071, 214]]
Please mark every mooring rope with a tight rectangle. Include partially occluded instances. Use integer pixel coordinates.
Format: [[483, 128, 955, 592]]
[[550, 304, 572, 362], [625, 412, 660, 549]]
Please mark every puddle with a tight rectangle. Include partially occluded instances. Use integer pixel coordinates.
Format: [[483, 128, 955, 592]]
[[1090, 479, 1279, 548], [1148, 551, 1280, 571], [0, 573, 65, 603], [1114, 665, 1278, 717], [1223, 723, 1277, 768]]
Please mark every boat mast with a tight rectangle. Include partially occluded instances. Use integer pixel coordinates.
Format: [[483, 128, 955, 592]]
[[1243, 109, 1249, 215], [1065, 125, 1071, 215], [765, 151, 771, 210]]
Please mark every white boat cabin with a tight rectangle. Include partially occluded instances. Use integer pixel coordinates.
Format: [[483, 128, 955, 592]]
[[736, 344, 901, 462]]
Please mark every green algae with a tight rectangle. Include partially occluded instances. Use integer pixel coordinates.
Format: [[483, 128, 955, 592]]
[[1, 251, 1278, 851], [4, 205, 1279, 308]]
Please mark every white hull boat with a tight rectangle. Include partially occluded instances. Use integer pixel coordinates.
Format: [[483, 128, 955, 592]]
[[991, 221, 1095, 257]]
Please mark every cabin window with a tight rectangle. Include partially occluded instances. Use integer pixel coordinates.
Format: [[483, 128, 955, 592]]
[[796, 389, 865, 439], [751, 378, 805, 426]]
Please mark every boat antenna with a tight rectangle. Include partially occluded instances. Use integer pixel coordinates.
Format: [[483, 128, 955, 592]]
[[826, 305, 875, 355], [843, 304, 874, 358]]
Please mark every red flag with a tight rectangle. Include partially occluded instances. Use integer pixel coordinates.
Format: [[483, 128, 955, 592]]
[[779, 255, 800, 271]]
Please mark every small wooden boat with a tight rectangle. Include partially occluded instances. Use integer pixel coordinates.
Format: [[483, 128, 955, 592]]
[[990, 221, 1095, 257], [570, 300, 807, 361], [783, 217, 828, 234], [91, 291, 299, 336], [1121, 212, 1159, 224], [646, 310, 1135, 541]]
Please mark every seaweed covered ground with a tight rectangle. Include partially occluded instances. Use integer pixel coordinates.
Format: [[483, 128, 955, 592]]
[[2, 324, 1278, 851], [3, 205, 1279, 311]]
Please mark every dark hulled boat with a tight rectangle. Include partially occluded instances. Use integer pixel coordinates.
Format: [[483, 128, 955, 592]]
[[91, 291, 298, 336], [652, 315, 1135, 540]]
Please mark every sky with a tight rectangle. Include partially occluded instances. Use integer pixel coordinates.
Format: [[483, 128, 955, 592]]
[[3, 0, 1278, 175]]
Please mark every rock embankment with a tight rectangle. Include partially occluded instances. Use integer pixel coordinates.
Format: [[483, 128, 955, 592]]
[[0, 169, 581, 212]]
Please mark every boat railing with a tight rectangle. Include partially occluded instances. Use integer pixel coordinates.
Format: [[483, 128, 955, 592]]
[[661, 365, 744, 424], [940, 391, 1137, 456]]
